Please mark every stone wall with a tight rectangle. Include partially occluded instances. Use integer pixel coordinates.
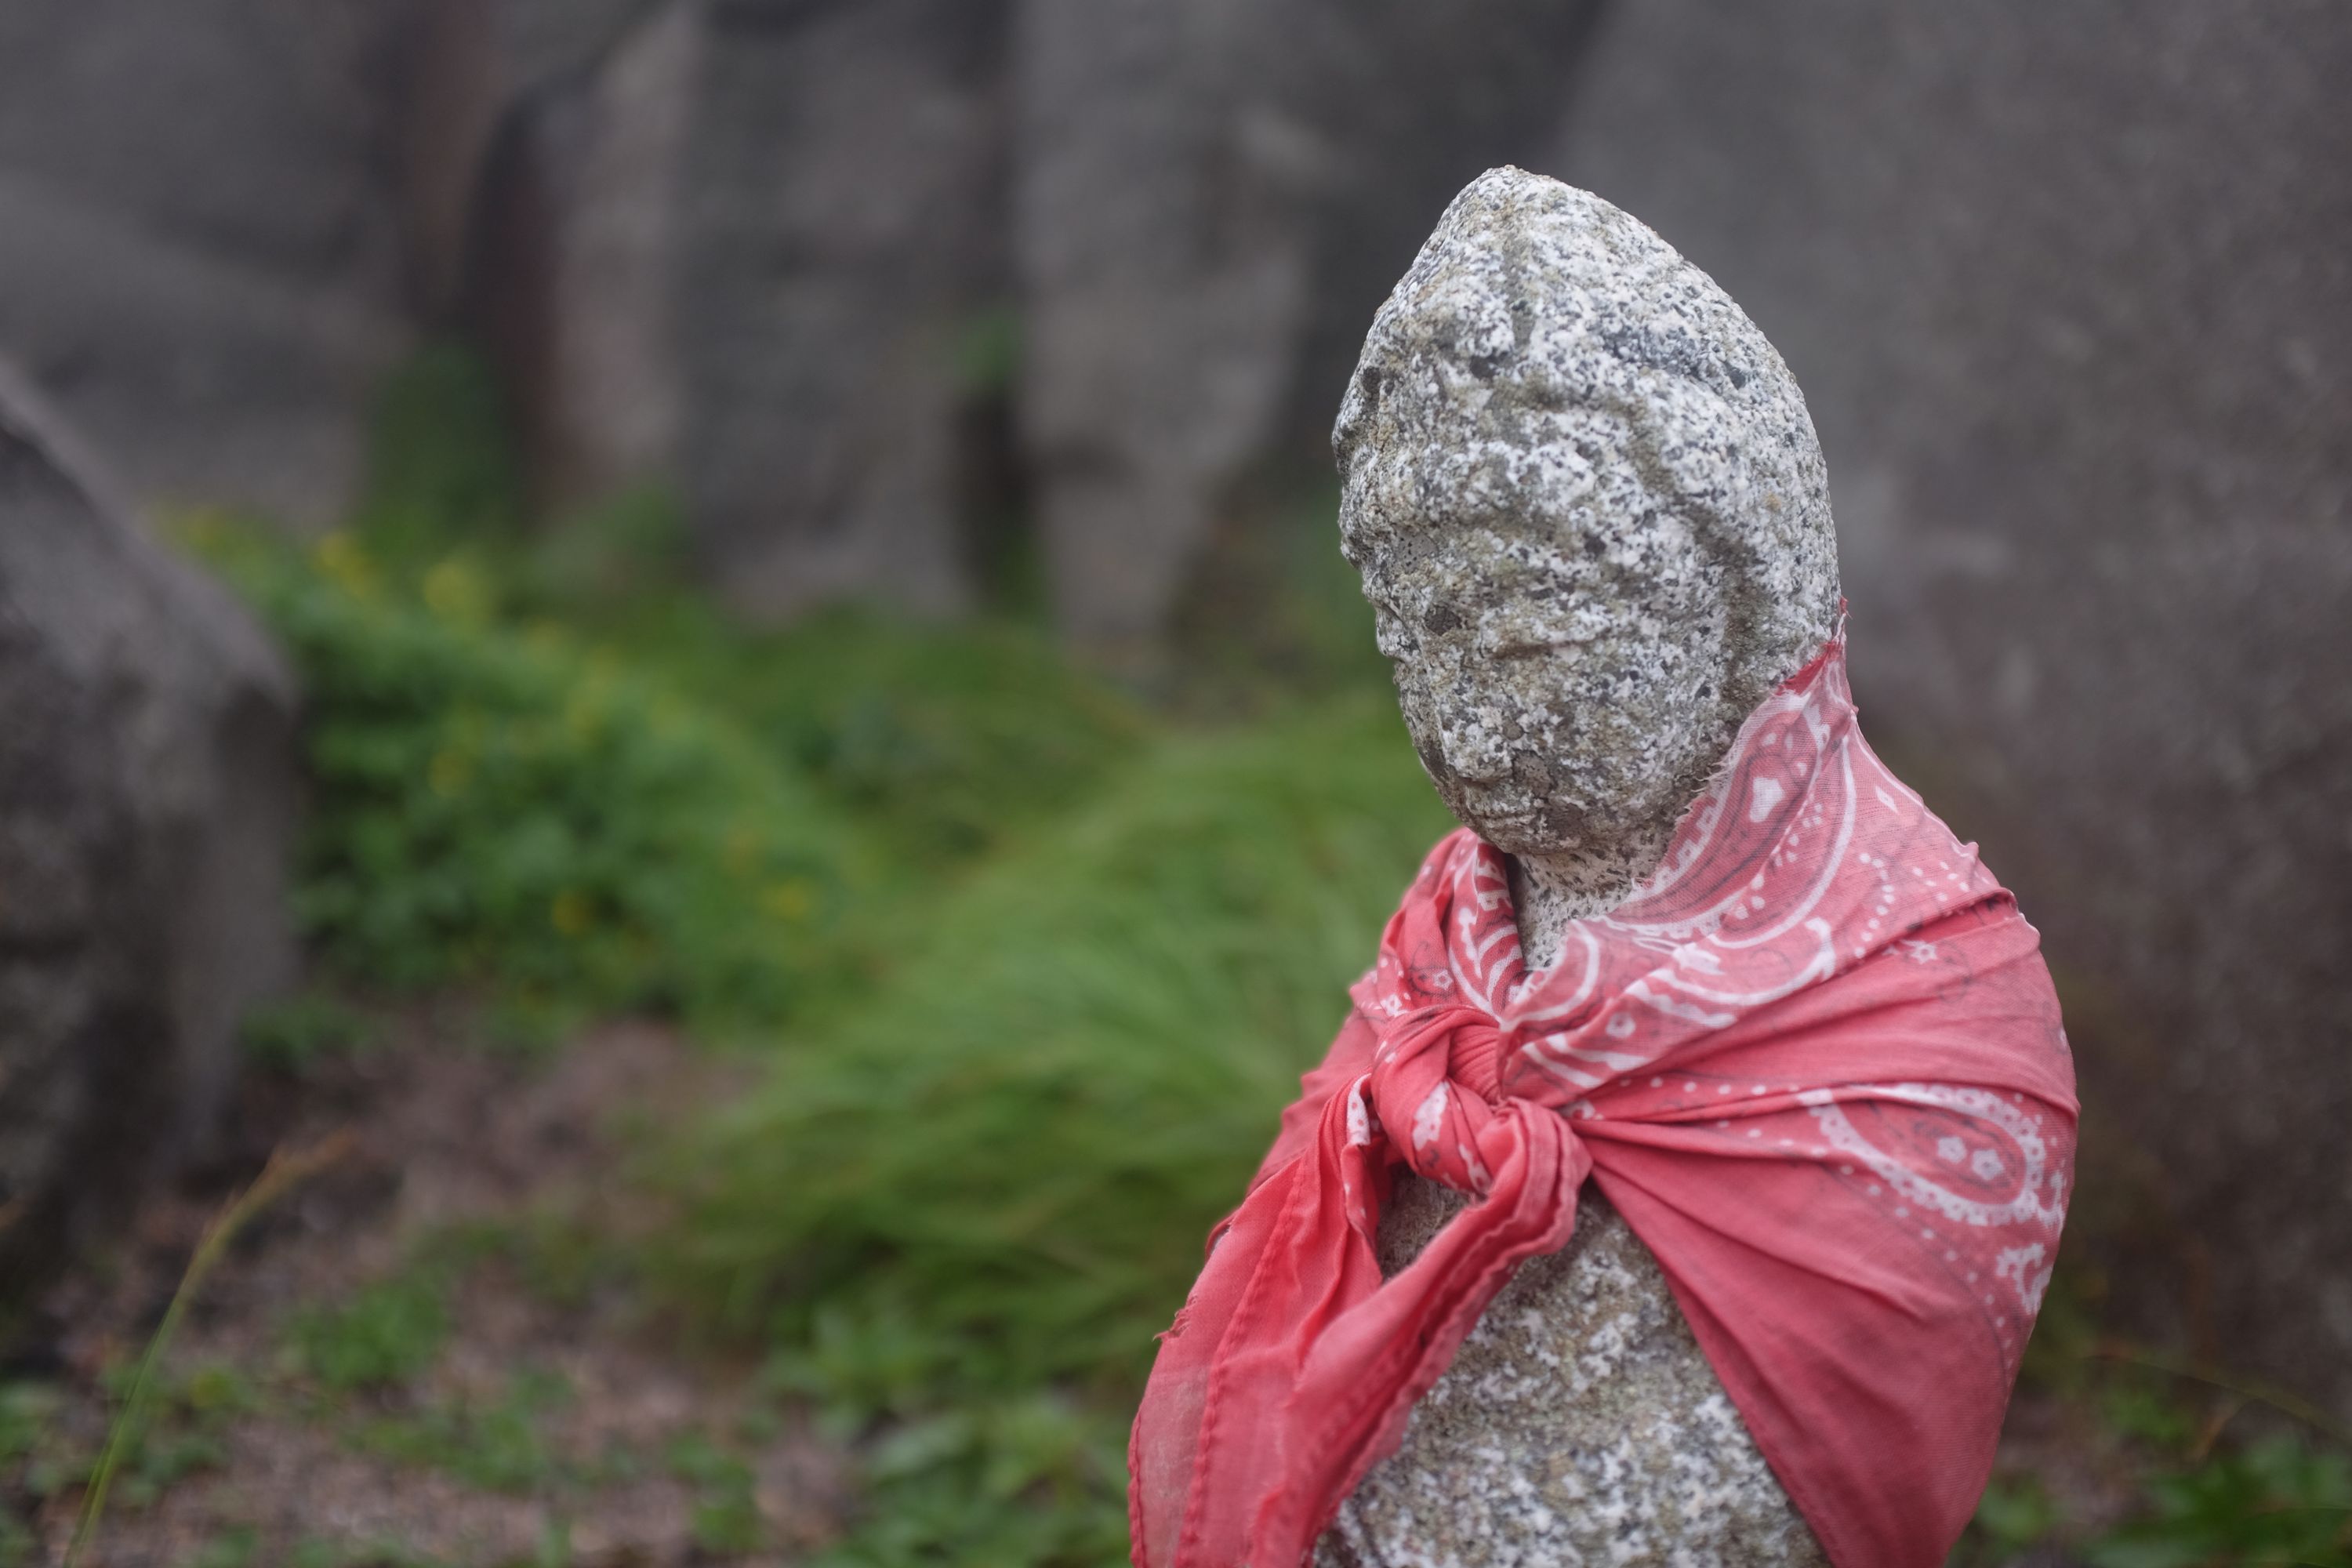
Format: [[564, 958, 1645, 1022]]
[[1547, 0, 2352, 1413]]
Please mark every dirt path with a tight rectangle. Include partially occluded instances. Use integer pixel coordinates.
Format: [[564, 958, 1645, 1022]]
[[5, 1017, 847, 1567]]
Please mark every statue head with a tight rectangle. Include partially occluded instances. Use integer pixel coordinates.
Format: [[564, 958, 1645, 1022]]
[[1333, 168, 1842, 868]]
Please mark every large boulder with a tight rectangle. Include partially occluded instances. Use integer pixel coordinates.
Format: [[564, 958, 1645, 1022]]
[[1547, 0, 2352, 1412], [674, 0, 1010, 620], [0, 361, 299, 1284], [0, 0, 413, 528], [512, 1, 702, 514], [1013, 0, 1321, 652], [409, 0, 699, 515]]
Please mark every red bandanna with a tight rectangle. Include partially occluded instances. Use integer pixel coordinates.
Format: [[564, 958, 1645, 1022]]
[[1129, 637, 2077, 1568]]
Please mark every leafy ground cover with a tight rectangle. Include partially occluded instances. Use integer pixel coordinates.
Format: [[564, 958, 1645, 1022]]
[[5, 349, 2341, 1566]]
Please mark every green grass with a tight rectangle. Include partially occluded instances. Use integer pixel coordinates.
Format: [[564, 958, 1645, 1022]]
[[657, 695, 1450, 1564], [666, 695, 1449, 1388], [1948, 1271, 2352, 1566]]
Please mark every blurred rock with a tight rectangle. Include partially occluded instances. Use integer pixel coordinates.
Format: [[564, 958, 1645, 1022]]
[[1548, 0, 2352, 1412], [527, 3, 701, 513], [675, 0, 1011, 620], [0, 360, 299, 1285], [1014, 0, 1319, 651], [0, 0, 413, 528], [444, 0, 701, 514], [0, 0, 1609, 630], [1016, 0, 1604, 653]]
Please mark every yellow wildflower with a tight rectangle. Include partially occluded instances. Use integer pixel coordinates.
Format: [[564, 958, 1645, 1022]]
[[550, 890, 593, 936]]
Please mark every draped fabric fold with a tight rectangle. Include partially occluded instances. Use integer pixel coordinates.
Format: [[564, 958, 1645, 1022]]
[[1128, 638, 2078, 1568]]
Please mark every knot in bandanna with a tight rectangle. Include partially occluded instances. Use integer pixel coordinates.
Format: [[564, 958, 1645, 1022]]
[[1348, 998, 1512, 1195], [1129, 638, 2078, 1568]]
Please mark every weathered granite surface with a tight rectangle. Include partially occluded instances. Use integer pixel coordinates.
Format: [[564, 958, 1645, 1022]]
[[1317, 1185, 1828, 1568], [1319, 168, 1838, 1561], [1333, 168, 1839, 957]]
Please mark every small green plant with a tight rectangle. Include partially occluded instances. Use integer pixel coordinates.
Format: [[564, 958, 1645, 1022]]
[[357, 342, 523, 551], [241, 992, 379, 1073], [1969, 1475, 2063, 1555], [286, 1272, 452, 1394], [1961, 1322, 2352, 1568], [664, 1432, 763, 1555], [187, 1526, 262, 1568], [350, 1368, 571, 1495], [0, 1381, 60, 1468], [2087, 1434, 2352, 1567], [92, 1363, 265, 1511], [0, 1379, 78, 1561], [810, 1394, 1128, 1568], [114, 1427, 229, 1509]]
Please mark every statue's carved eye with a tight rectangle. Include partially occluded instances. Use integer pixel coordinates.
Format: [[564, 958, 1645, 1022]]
[[1423, 604, 1465, 635], [1597, 321, 1751, 400]]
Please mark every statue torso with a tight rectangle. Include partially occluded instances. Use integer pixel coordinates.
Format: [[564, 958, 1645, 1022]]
[[1316, 1176, 1829, 1568]]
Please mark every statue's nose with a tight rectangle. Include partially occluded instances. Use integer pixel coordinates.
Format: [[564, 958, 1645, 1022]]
[[1434, 717, 1512, 785]]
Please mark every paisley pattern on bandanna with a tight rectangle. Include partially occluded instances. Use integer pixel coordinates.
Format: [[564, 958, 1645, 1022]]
[[1128, 637, 2077, 1568]]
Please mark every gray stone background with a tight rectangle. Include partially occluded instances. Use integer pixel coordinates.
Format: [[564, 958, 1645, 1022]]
[[0, 0, 2345, 1421]]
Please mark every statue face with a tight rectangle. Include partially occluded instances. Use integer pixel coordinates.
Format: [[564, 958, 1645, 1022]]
[[1336, 394, 1741, 858], [1333, 170, 1841, 862]]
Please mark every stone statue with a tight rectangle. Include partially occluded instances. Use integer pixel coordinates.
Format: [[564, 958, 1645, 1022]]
[[1316, 167, 1840, 1565]]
